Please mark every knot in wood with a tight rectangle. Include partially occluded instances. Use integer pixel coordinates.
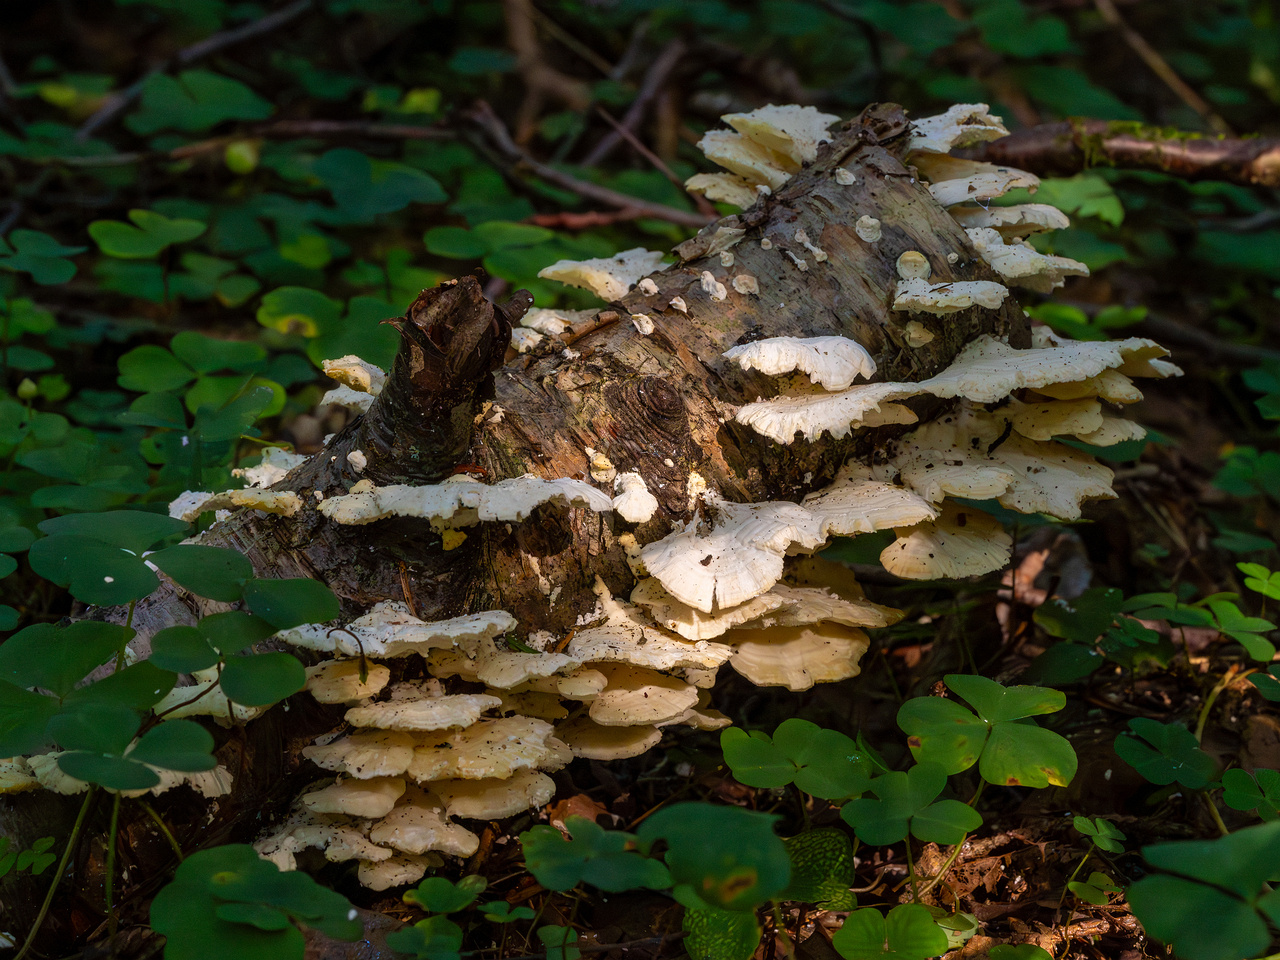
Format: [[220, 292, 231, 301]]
[[636, 377, 683, 420]]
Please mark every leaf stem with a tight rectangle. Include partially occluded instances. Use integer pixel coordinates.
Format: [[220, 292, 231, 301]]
[[1194, 665, 1239, 743], [13, 787, 97, 960], [915, 835, 968, 899], [105, 791, 122, 938], [138, 799, 184, 861]]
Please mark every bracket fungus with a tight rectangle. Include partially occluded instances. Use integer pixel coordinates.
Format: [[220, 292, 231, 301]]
[[112, 100, 1178, 895]]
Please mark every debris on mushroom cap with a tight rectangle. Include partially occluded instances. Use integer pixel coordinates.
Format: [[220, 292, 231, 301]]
[[253, 809, 393, 871], [880, 502, 1012, 580], [588, 663, 701, 725], [907, 102, 1010, 155], [369, 786, 480, 857], [555, 717, 663, 760], [725, 622, 870, 691], [697, 129, 795, 191], [557, 668, 609, 699], [344, 692, 503, 732], [586, 449, 617, 484], [722, 104, 840, 164], [304, 730, 419, 778], [735, 381, 920, 443], [301, 776, 407, 819], [855, 215, 882, 241], [428, 637, 578, 690], [510, 328, 545, 354], [638, 497, 827, 613], [835, 167, 856, 185], [638, 278, 659, 296], [431, 769, 557, 820], [280, 602, 517, 658], [631, 313, 655, 336], [801, 464, 938, 537], [612, 471, 659, 523], [0, 757, 39, 794], [358, 853, 440, 891], [684, 172, 760, 208], [903, 321, 935, 347], [892, 276, 1011, 315], [733, 274, 760, 296], [915, 155, 1040, 207], [495, 689, 570, 721], [1003, 396, 1105, 442], [407, 717, 571, 783], [321, 383, 377, 411], [566, 581, 734, 672], [1076, 414, 1149, 447], [234, 446, 309, 489], [306, 658, 392, 704], [882, 405, 1116, 519], [723, 335, 877, 391], [153, 680, 265, 723], [736, 584, 902, 631], [317, 475, 614, 527], [896, 251, 931, 281], [537, 248, 666, 302], [630, 576, 791, 641], [965, 228, 1089, 293], [1034, 368, 1145, 404], [174, 488, 303, 523], [736, 332, 1177, 445], [950, 203, 1071, 238], [323, 355, 387, 396]]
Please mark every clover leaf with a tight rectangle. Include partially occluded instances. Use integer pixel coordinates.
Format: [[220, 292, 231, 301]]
[[1113, 718, 1217, 788], [897, 674, 1077, 788], [1128, 821, 1280, 960], [1073, 815, 1126, 852], [1239, 562, 1280, 601], [29, 509, 188, 606], [150, 844, 360, 960], [521, 816, 671, 893], [831, 904, 949, 960], [126, 70, 273, 135], [721, 719, 874, 798], [0, 229, 85, 284], [89, 210, 207, 259], [404, 875, 487, 914], [638, 803, 789, 911], [840, 762, 981, 846], [1221, 768, 1280, 820], [1069, 871, 1122, 906]]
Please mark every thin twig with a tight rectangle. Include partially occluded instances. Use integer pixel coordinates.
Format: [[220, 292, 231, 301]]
[[1093, 0, 1230, 135], [581, 38, 686, 167], [76, 0, 314, 140], [466, 101, 712, 229], [594, 106, 716, 215]]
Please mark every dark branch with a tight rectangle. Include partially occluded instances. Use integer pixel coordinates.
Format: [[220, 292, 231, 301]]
[[969, 119, 1280, 189]]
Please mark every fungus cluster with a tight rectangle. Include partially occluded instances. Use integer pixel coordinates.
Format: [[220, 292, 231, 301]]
[[137, 102, 1176, 889]]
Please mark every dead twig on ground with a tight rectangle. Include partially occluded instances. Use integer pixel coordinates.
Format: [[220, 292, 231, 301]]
[[581, 38, 687, 166], [466, 101, 713, 229]]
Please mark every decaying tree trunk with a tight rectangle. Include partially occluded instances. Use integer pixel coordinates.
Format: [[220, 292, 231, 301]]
[[2, 104, 1030, 951]]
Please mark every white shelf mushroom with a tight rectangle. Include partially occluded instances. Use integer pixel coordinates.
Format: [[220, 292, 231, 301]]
[[723, 335, 876, 391], [537, 248, 666, 301]]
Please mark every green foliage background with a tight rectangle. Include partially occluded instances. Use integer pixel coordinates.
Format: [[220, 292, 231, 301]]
[[2, 1, 1280, 959]]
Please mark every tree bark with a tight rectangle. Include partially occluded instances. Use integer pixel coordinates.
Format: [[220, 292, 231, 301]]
[[2, 103, 1031, 953]]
